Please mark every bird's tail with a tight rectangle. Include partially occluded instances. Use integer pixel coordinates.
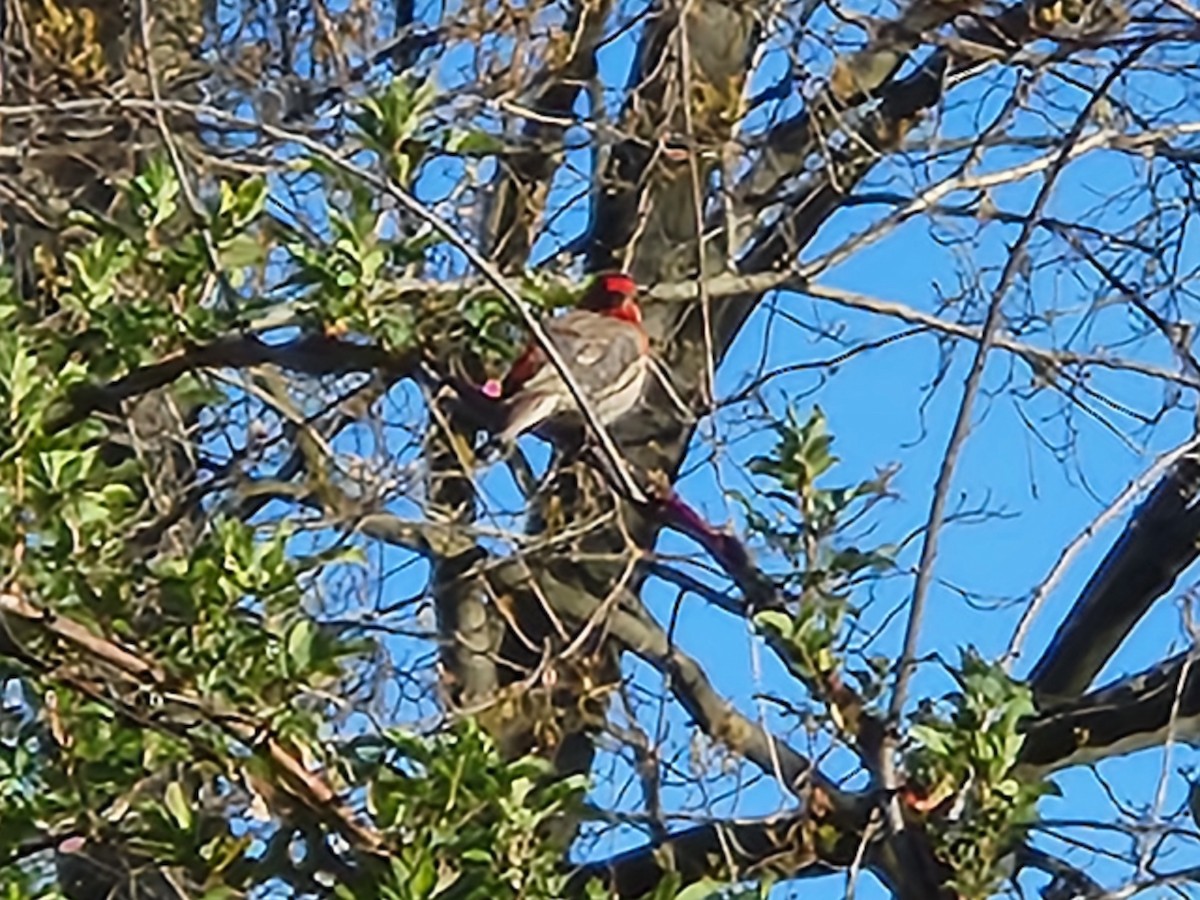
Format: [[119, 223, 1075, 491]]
[[475, 394, 561, 465]]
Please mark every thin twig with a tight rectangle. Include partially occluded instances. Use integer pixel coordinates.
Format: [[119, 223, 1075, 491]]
[[887, 42, 1153, 722], [135, 0, 226, 288], [676, 0, 717, 410], [883, 46, 1153, 856]]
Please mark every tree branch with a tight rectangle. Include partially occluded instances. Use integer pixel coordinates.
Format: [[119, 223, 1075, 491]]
[[1029, 454, 1200, 701], [1021, 649, 1200, 774], [567, 813, 851, 898], [49, 334, 415, 432], [506, 563, 842, 801], [484, 0, 614, 269]]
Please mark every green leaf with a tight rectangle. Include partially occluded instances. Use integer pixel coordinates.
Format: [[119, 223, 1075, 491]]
[[287, 619, 316, 672], [218, 233, 264, 270], [3, 338, 37, 416], [995, 778, 1021, 798], [752, 610, 794, 639], [409, 852, 436, 899], [226, 176, 268, 229], [56, 448, 99, 488], [131, 155, 181, 229], [909, 723, 953, 756], [447, 129, 507, 156], [100, 483, 137, 508], [673, 879, 726, 900], [164, 780, 192, 830]]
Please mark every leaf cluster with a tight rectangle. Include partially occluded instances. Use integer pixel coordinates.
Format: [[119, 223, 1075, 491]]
[[0, 157, 378, 896], [906, 650, 1052, 899], [351, 723, 588, 900], [744, 407, 895, 694]]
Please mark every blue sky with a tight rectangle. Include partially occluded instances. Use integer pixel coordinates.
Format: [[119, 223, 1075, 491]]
[[298, 0, 1200, 895]]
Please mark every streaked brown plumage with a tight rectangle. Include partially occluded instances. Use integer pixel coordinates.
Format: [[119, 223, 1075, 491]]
[[479, 272, 649, 460]]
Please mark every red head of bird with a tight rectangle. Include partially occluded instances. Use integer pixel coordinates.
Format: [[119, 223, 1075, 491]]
[[580, 271, 641, 325]]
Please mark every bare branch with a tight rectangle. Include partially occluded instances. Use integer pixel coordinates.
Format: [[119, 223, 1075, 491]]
[[890, 45, 1153, 718], [484, 0, 614, 268], [49, 335, 415, 432], [1021, 649, 1200, 774], [1007, 441, 1200, 670], [568, 813, 854, 897]]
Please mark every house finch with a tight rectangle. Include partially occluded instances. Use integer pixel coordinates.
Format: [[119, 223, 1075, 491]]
[[478, 272, 649, 461]]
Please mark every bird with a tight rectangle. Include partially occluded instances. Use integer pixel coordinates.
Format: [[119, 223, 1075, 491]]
[[477, 272, 649, 462]]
